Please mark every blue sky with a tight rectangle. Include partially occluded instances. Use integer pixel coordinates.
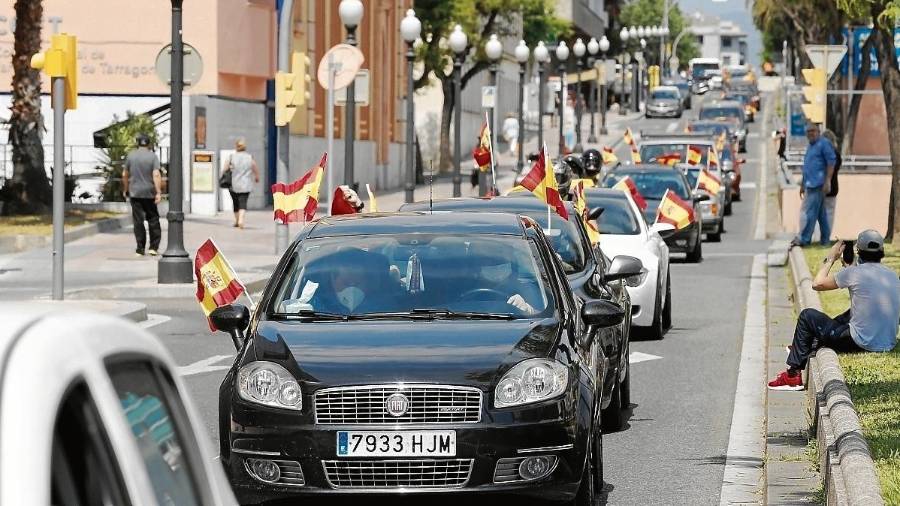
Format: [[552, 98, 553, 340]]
[[677, 0, 762, 66]]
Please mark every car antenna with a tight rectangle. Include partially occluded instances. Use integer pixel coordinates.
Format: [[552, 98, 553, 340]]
[[429, 159, 434, 214]]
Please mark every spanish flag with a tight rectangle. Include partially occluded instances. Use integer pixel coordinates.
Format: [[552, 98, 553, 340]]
[[602, 146, 619, 165], [698, 169, 722, 195], [272, 154, 326, 224], [708, 148, 720, 169], [630, 147, 642, 164], [655, 189, 695, 230], [195, 239, 246, 331], [623, 128, 642, 163], [655, 153, 682, 166], [612, 175, 648, 211], [572, 180, 601, 244], [473, 122, 493, 172], [623, 128, 636, 148], [520, 148, 569, 220], [686, 145, 702, 166], [715, 132, 727, 152]]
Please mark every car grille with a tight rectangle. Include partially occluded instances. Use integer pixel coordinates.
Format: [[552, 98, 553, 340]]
[[322, 459, 473, 489], [314, 385, 482, 424]]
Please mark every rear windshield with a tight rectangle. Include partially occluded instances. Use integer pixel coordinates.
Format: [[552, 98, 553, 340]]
[[700, 107, 742, 121], [651, 89, 680, 100], [692, 62, 719, 79], [603, 171, 691, 200], [640, 143, 711, 166], [588, 197, 640, 235]]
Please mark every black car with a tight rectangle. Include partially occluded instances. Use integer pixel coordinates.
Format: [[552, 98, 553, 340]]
[[401, 196, 636, 431], [211, 212, 640, 504], [601, 165, 706, 263]]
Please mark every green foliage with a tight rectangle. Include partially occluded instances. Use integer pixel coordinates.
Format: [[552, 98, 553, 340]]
[[99, 112, 159, 202], [619, 0, 699, 68]]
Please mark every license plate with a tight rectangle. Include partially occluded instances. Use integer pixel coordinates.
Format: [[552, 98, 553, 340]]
[[336, 431, 456, 457]]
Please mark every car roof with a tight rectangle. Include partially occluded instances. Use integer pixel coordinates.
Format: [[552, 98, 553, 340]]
[[584, 188, 630, 200], [306, 211, 526, 238], [401, 196, 577, 215], [639, 135, 716, 145], [609, 163, 687, 172], [703, 100, 743, 109]]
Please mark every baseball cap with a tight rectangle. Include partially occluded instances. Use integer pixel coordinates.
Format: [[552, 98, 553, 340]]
[[857, 229, 884, 253]]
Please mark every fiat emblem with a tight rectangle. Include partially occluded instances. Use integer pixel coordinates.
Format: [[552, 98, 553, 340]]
[[384, 393, 410, 417]]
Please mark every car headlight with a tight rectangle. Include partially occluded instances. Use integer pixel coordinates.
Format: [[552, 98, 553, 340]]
[[238, 361, 302, 410], [625, 268, 648, 287], [494, 358, 568, 408]]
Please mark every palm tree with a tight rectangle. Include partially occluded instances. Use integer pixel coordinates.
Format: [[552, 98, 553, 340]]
[[2, 0, 51, 215]]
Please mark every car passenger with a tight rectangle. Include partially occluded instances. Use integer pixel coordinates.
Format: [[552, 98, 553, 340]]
[[468, 243, 541, 315]]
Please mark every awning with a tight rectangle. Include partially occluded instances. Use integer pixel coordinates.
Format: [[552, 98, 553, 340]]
[[92, 102, 171, 148]]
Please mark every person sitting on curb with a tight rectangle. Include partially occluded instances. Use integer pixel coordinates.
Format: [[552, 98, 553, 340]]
[[768, 230, 900, 391]]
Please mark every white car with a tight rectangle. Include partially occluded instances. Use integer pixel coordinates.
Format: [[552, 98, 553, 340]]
[[0, 306, 237, 505], [586, 188, 673, 339]]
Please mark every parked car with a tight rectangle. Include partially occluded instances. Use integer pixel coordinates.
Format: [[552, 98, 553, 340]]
[[401, 196, 636, 430], [645, 86, 684, 118], [698, 100, 748, 152], [601, 165, 706, 263], [213, 212, 640, 504], [585, 188, 674, 339], [0, 306, 237, 506]]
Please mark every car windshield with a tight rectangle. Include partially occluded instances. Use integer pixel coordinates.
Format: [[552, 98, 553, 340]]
[[589, 197, 640, 235], [724, 94, 748, 105], [700, 107, 742, 121], [689, 123, 731, 137], [603, 171, 691, 200], [513, 210, 587, 274], [271, 234, 554, 319], [652, 89, 680, 100], [640, 143, 711, 166], [692, 63, 719, 79]]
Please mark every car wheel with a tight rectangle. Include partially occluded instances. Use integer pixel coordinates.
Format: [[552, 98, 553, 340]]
[[662, 275, 672, 331], [601, 374, 624, 431], [647, 281, 665, 340], [733, 191, 742, 202], [619, 342, 631, 409], [724, 199, 733, 216], [686, 236, 703, 263], [707, 228, 722, 242], [739, 142, 747, 153], [569, 433, 600, 506]]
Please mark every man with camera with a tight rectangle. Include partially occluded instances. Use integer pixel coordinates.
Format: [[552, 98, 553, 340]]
[[769, 230, 900, 390]]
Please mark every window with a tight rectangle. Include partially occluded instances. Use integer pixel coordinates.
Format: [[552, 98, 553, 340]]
[[107, 362, 203, 506], [591, 197, 640, 235], [51, 382, 130, 506]]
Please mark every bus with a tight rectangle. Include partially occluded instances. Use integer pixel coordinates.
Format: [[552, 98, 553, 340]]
[[689, 58, 721, 82]]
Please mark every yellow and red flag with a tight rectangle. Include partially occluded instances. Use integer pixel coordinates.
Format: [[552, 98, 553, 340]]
[[655, 153, 682, 166], [698, 168, 722, 195], [708, 148, 720, 169], [520, 148, 569, 220], [602, 146, 618, 165], [686, 145, 702, 166], [195, 239, 246, 331], [572, 180, 601, 244], [715, 132, 727, 152], [623, 128, 642, 163], [612, 175, 648, 211], [473, 121, 493, 171], [272, 153, 326, 224], [630, 147, 642, 163], [655, 189, 695, 230]]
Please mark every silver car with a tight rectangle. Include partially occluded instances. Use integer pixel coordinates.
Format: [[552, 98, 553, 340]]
[[645, 86, 683, 118]]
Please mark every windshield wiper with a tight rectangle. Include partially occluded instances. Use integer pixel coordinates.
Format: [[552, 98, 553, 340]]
[[353, 308, 517, 320], [271, 309, 348, 321]]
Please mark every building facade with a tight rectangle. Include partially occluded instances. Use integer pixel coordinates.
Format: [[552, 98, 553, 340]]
[[689, 12, 747, 67]]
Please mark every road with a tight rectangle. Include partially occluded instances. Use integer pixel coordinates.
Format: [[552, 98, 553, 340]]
[[134, 91, 772, 505]]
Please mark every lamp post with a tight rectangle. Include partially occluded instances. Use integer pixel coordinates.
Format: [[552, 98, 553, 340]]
[[586, 37, 599, 143], [158, 0, 192, 283], [448, 25, 467, 197], [400, 9, 420, 204], [572, 38, 585, 152], [598, 36, 610, 135], [514, 40, 529, 173], [636, 37, 646, 112], [555, 41, 569, 158], [534, 41, 549, 154], [618, 27, 629, 116], [484, 34, 502, 196], [339, 0, 363, 190]]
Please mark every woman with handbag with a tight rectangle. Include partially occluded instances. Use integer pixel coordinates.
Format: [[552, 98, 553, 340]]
[[222, 138, 260, 228]]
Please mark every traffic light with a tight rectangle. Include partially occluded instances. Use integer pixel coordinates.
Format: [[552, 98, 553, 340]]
[[275, 51, 311, 126], [801, 68, 826, 125], [30, 33, 78, 110]]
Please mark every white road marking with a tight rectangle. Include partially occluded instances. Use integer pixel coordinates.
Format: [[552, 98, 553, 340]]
[[178, 354, 234, 377], [138, 313, 171, 329], [719, 253, 767, 504], [629, 351, 663, 364], [739, 182, 757, 190]]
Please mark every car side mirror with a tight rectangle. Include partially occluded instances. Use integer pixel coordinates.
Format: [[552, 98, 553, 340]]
[[605, 255, 643, 282], [587, 207, 604, 221], [692, 191, 710, 202], [581, 300, 626, 328], [210, 303, 251, 350], [649, 222, 677, 239]]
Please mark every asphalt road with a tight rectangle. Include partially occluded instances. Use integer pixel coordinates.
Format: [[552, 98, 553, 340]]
[[135, 91, 772, 505]]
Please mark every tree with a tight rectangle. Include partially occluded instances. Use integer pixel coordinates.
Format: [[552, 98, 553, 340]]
[[1, 0, 51, 215], [413, 0, 568, 172], [618, 0, 699, 69], [98, 113, 160, 202]]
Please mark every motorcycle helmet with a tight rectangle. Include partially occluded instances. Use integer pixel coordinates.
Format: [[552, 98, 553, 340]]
[[562, 154, 586, 179], [581, 149, 602, 178], [554, 157, 575, 198]]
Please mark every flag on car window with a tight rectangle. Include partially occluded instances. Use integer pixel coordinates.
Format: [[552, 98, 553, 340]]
[[655, 189, 695, 230], [707, 148, 719, 168], [654, 153, 682, 166], [272, 153, 326, 223], [623, 128, 641, 163], [473, 121, 493, 172], [698, 169, 722, 195], [686, 145, 702, 166], [520, 147, 569, 220], [612, 175, 648, 211], [715, 132, 727, 152], [195, 239, 246, 331], [572, 180, 601, 244], [601, 146, 618, 165]]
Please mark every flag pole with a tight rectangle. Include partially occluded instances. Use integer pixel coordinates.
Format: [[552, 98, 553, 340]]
[[486, 110, 497, 193], [543, 142, 552, 232]]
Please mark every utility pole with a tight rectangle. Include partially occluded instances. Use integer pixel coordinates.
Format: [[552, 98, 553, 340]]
[[275, 0, 294, 254]]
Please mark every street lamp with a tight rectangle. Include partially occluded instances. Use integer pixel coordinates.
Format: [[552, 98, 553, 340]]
[[483, 33, 502, 196], [400, 9, 420, 204], [572, 38, 586, 152], [158, 0, 192, 283], [637, 26, 646, 39], [598, 35, 610, 135], [628, 26, 637, 40], [514, 40, 529, 173], [555, 40, 569, 158], [586, 37, 599, 143], [339, 0, 363, 190], [619, 27, 629, 116], [448, 24, 467, 197], [534, 41, 549, 154]]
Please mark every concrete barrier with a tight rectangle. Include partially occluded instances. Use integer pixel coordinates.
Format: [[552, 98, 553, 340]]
[[788, 246, 884, 505]]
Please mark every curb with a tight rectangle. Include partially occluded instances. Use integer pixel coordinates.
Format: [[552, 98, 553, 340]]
[[29, 299, 148, 323], [66, 269, 272, 301], [788, 246, 885, 505], [0, 215, 132, 254]]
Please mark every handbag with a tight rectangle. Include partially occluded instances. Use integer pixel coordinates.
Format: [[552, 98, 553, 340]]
[[219, 156, 233, 189]]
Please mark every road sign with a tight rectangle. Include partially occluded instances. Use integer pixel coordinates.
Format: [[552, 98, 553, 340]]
[[317, 43, 364, 90], [481, 85, 496, 108], [805, 44, 847, 79], [335, 69, 370, 106], [155, 43, 203, 88]]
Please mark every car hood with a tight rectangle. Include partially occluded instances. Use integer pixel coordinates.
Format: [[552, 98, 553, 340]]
[[251, 318, 561, 388], [649, 99, 679, 107]]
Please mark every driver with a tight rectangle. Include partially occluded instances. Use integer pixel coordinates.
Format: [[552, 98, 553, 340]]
[[308, 249, 393, 313], [469, 243, 539, 315]]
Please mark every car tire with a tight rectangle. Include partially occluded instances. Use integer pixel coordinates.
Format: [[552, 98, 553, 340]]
[[724, 199, 733, 216], [686, 236, 703, 263], [707, 228, 722, 242], [569, 433, 600, 506], [662, 275, 672, 331], [601, 374, 624, 431], [647, 281, 665, 340], [733, 191, 742, 202], [739, 142, 747, 153], [619, 342, 631, 409]]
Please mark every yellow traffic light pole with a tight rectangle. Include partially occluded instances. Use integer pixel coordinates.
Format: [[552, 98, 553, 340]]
[[31, 33, 77, 300], [801, 68, 826, 125]]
